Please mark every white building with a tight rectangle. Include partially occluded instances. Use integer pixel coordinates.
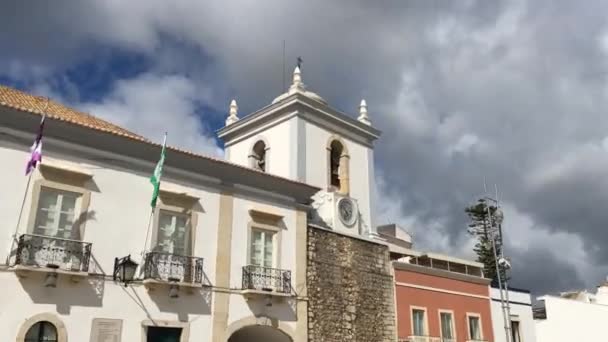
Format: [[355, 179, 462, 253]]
[[0, 66, 384, 342], [534, 281, 608, 342], [490, 287, 536, 342]]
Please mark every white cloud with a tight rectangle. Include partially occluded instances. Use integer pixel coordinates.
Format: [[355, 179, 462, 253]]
[[81, 73, 222, 157]]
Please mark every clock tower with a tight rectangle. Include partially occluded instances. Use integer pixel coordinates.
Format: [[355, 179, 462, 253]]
[[217, 66, 381, 237]]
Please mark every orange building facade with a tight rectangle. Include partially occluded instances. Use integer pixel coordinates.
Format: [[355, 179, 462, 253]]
[[394, 255, 494, 342]]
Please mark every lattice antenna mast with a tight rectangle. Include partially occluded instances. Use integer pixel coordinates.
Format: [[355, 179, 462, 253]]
[[483, 183, 512, 342]]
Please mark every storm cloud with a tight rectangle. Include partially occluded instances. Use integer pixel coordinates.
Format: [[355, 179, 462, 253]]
[[2, 0, 608, 296]]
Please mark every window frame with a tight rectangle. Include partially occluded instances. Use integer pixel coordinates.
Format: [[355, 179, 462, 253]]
[[466, 312, 484, 341], [27, 178, 91, 241], [24, 321, 58, 342], [510, 319, 522, 342], [248, 137, 270, 172], [410, 305, 428, 337], [151, 199, 197, 257], [16, 313, 67, 342], [246, 214, 282, 269], [438, 309, 456, 341], [326, 136, 350, 195]]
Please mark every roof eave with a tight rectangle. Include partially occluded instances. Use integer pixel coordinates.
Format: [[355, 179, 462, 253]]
[[0, 105, 320, 204], [217, 93, 381, 142]]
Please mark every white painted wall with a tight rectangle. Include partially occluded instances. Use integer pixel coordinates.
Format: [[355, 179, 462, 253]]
[[0, 132, 303, 341], [228, 192, 299, 330], [303, 120, 373, 232], [224, 118, 293, 178], [224, 113, 375, 236], [490, 288, 536, 342], [535, 295, 608, 342]]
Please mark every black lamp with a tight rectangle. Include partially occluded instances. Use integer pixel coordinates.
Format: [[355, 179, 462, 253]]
[[113, 255, 138, 286]]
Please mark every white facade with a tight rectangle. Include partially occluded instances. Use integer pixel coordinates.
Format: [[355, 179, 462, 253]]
[[220, 67, 380, 238], [535, 285, 608, 342], [490, 288, 536, 342], [0, 66, 381, 342]]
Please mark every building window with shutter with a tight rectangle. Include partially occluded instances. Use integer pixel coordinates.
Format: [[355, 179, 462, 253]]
[[467, 314, 483, 341], [154, 210, 192, 256], [249, 228, 276, 268], [439, 311, 455, 341], [34, 187, 82, 240], [411, 307, 427, 337]]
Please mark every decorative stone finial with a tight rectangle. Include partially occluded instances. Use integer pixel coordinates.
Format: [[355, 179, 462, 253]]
[[358, 99, 371, 125], [292, 66, 303, 88], [226, 99, 239, 126]]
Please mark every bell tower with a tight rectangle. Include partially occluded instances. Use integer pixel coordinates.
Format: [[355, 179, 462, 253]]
[[217, 66, 381, 237]]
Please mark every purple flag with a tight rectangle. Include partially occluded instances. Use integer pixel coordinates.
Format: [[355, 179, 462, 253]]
[[25, 115, 45, 175]]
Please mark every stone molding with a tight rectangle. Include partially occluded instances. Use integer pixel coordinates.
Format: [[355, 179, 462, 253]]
[[16, 312, 68, 342], [226, 315, 295, 340]]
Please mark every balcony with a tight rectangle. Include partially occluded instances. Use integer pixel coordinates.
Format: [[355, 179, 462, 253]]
[[408, 336, 441, 342], [241, 265, 292, 298], [142, 251, 204, 291], [14, 234, 92, 279]]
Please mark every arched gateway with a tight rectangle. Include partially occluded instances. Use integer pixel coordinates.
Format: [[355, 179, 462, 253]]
[[228, 325, 293, 342]]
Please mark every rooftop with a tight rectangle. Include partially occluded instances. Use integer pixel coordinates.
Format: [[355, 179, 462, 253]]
[[0, 84, 320, 201], [0, 85, 145, 141]]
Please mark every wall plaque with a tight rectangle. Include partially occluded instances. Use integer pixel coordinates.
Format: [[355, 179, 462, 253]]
[[90, 318, 123, 342]]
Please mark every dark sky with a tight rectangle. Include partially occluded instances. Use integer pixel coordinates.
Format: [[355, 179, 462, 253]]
[[2, 0, 607, 296]]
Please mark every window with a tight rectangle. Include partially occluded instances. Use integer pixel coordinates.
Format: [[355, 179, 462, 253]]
[[511, 320, 521, 342], [25, 321, 58, 342], [34, 187, 81, 239], [250, 228, 275, 268], [250, 140, 267, 172], [412, 308, 426, 336], [440, 312, 454, 340], [154, 210, 191, 256], [468, 315, 482, 340]]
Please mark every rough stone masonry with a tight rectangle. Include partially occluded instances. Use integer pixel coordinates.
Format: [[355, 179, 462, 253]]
[[307, 226, 396, 342]]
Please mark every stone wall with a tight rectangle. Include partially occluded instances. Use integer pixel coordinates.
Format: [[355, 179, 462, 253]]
[[307, 226, 396, 342]]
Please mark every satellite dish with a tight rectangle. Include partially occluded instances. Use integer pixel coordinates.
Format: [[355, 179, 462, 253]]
[[498, 257, 511, 269]]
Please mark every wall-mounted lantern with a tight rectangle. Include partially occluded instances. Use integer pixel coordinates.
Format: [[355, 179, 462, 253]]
[[113, 255, 138, 286]]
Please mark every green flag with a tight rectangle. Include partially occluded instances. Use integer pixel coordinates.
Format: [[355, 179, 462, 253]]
[[150, 134, 167, 208]]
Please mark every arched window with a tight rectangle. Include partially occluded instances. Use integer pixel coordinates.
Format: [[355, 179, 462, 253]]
[[250, 140, 268, 172], [25, 321, 57, 342], [330, 141, 342, 189], [328, 138, 349, 194]]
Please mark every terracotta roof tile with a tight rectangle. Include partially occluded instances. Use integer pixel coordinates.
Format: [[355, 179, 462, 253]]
[[0, 84, 318, 190], [0, 85, 146, 141]]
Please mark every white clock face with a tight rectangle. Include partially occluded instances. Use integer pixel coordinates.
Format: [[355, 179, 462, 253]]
[[338, 198, 357, 226]]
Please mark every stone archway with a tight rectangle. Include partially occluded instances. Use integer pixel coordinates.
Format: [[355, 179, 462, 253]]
[[226, 316, 294, 342], [228, 325, 293, 342]]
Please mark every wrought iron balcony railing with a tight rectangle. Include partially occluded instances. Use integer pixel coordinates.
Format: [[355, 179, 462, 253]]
[[15, 234, 92, 272], [408, 336, 441, 342], [242, 265, 291, 294], [143, 251, 204, 284]]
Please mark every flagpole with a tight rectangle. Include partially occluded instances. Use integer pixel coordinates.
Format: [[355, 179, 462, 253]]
[[6, 173, 33, 264], [142, 132, 167, 257], [141, 209, 155, 256], [7, 98, 50, 264]]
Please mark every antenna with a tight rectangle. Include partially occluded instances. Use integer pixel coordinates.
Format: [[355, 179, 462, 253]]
[[282, 40, 286, 92], [484, 182, 513, 342]]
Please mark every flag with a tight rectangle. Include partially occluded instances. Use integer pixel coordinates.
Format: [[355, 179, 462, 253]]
[[25, 114, 46, 175], [150, 133, 167, 208]]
